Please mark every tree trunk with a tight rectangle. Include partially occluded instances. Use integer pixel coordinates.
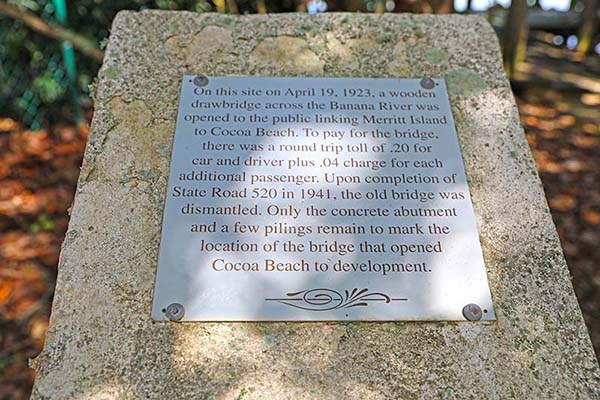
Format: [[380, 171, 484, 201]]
[[502, 0, 529, 79], [226, 0, 239, 13], [296, 0, 306, 12], [256, 0, 268, 13], [432, 0, 454, 13], [576, 0, 598, 55], [214, 0, 227, 13]]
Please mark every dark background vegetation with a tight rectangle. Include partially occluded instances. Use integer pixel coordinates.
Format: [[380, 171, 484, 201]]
[[0, 0, 598, 398]]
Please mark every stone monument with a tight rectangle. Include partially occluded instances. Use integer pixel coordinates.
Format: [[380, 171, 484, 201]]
[[30, 11, 599, 399]]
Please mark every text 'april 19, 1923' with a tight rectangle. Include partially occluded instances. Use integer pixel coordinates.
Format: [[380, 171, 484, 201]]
[[151, 76, 495, 321]]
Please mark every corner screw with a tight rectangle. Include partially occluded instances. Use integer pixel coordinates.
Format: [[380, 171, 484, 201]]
[[462, 303, 483, 321], [420, 78, 435, 89], [165, 303, 185, 321], [193, 74, 209, 87]]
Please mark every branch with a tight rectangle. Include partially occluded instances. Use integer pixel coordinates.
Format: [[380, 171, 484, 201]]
[[0, 2, 104, 62]]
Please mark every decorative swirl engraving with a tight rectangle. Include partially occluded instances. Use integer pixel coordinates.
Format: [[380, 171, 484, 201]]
[[265, 288, 407, 311]]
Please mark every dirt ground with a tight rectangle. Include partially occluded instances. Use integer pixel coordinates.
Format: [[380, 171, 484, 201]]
[[0, 120, 88, 399], [518, 87, 600, 355], [0, 41, 598, 399], [514, 34, 600, 356]]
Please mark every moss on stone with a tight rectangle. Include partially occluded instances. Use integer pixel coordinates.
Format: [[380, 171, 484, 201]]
[[425, 48, 448, 65], [445, 68, 487, 97]]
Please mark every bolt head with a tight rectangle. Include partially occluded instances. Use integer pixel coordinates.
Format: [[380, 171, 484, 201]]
[[420, 77, 436, 89], [193, 75, 209, 87], [462, 303, 483, 321], [165, 303, 185, 321]]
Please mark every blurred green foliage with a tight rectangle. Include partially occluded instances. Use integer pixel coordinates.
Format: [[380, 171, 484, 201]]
[[30, 213, 54, 232], [0, 0, 215, 128], [1, 1, 62, 128], [1, 0, 309, 128]]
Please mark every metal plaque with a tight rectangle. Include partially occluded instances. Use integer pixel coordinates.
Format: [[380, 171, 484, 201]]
[[151, 76, 496, 321]]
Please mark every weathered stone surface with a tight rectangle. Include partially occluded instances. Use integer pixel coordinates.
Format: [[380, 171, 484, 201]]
[[31, 11, 599, 399], [249, 36, 324, 74]]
